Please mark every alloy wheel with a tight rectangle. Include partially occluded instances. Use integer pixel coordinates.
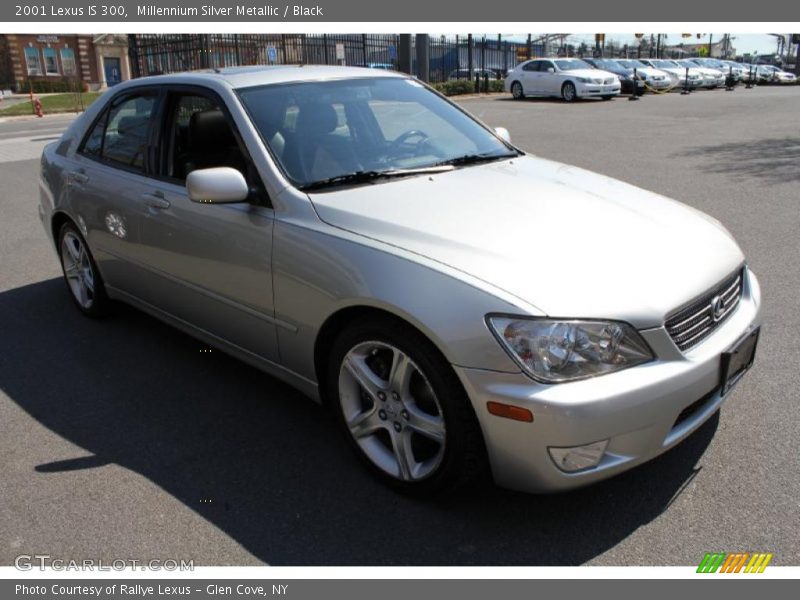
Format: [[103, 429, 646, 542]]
[[338, 340, 446, 481], [61, 231, 95, 310]]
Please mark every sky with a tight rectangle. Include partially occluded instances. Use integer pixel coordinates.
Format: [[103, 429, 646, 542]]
[[501, 33, 787, 56]]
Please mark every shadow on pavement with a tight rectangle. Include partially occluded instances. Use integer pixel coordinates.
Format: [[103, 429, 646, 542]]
[[678, 136, 800, 183], [0, 278, 719, 565]]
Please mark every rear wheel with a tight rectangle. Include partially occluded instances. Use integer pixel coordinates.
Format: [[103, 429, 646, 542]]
[[511, 81, 524, 100], [561, 81, 577, 102], [58, 222, 108, 317], [327, 316, 487, 494]]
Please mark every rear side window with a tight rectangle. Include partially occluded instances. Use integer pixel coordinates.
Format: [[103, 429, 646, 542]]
[[522, 61, 538, 72], [80, 92, 157, 173]]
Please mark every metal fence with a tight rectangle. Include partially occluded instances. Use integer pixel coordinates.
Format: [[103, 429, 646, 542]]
[[128, 34, 545, 83], [128, 34, 401, 78]]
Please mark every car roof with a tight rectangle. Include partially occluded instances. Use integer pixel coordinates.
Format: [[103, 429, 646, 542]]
[[116, 64, 406, 90]]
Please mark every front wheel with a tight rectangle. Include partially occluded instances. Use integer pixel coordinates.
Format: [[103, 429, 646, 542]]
[[327, 316, 487, 494], [58, 221, 109, 317], [561, 81, 577, 102], [511, 81, 524, 100]]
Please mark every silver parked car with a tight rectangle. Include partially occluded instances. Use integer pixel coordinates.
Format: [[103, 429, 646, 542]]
[[39, 66, 762, 494]]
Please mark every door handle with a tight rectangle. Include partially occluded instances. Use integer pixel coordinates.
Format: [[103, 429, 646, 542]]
[[69, 170, 89, 184], [141, 193, 171, 210]]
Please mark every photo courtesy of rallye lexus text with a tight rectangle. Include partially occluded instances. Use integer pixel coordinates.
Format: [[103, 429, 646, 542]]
[[38, 65, 762, 496]]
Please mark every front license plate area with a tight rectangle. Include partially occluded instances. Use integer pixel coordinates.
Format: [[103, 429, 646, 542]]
[[720, 328, 760, 396]]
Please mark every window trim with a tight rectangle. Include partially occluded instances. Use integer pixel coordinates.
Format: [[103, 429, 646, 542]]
[[42, 47, 60, 76], [24, 47, 43, 77], [60, 48, 77, 77], [77, 86, 163, 177]]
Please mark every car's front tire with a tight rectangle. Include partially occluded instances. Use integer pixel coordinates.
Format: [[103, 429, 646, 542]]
[[561, 81, 577, 102], [511, 81, 524, 100], [327, 315, 487, 495], [58, 221, 108, 317]]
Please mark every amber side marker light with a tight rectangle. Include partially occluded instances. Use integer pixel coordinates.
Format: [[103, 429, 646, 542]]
[[487, 401, 534, 422]]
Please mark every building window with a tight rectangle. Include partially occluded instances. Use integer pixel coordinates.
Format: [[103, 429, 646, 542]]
[[24, 47, 43, 76], [43, 47, 59, 75], [60, 48, 77, 76]]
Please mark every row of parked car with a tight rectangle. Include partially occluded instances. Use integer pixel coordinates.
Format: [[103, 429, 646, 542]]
[[499, 56, 798, 102]]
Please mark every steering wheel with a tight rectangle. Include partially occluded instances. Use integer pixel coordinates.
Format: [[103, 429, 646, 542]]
[[388, 129, 431, 156]]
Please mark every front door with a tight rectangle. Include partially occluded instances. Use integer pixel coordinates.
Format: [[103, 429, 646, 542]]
[[104, 57, 121, 86], [131, 89, 280, 363]]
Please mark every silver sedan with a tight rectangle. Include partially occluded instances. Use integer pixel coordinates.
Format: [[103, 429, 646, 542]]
[[39, 66, 762, 494]]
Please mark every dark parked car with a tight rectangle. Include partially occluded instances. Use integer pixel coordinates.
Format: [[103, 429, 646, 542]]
[[583, 58, 644, 95]]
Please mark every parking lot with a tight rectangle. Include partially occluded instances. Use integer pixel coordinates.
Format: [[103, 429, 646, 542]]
[[0, 85, 798, 566]]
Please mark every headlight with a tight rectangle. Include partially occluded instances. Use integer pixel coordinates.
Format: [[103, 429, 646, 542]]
[[618, 74, 630, 81], [487, 317, 654, 383], [575, 76, 590, 83]]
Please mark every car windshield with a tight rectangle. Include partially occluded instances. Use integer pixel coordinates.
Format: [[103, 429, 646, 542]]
[[593, 59, 620, 69], [238, 77, 517, 190], [554, 59, 591, 71], [618, 60, 648, 69], [654, 60, 679, 68]]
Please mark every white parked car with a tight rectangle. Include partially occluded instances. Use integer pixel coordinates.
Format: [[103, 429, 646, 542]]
[[756, 65, 797, 84], [641, 59, 705, 89], [615, 60, 672, 90], [505, 58, 621, 102], [677, 59, 725, 88]]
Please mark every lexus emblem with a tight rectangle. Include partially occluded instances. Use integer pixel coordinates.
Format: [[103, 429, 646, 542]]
[[710, 295, 725, 322]]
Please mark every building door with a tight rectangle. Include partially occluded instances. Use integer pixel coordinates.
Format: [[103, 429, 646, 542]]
[[104, 57, 122, 86]]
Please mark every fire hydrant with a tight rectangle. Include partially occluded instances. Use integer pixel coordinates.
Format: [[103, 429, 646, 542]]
[[33, 96, 44, 118]]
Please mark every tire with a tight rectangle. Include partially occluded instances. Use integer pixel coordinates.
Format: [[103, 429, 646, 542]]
[[57, 221, 109, 317], [561, 81, 577, 102], [601, 95, 614, 101], [326, 315, 487, 495], [511, 81, 524, 100]]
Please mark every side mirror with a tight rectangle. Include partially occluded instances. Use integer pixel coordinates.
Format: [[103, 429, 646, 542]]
[[547, 67, 555, 73], [186, 167, 249, 204], [494, 127, 511, 144]]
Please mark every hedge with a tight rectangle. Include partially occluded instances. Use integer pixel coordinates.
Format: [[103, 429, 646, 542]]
[[431, 79, 506, 96], [14, 79, 89, 94]]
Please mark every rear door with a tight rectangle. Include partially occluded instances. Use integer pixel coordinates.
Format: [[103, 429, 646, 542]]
[[128, 85, 280, 362], [538, 60, 558, 95], [520, 60, 541, 94], [67, 87, 162, 294]]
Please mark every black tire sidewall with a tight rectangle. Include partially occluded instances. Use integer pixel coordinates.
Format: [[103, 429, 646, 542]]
[[326, 316, 487, 495]]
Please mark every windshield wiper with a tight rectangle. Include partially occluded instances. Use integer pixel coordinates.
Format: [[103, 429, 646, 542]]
[[300, 165, 455, 191], [433, 151, 518, 167]]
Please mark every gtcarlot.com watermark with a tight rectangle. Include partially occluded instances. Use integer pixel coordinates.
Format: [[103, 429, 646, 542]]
[[14, 554, 194, 572]]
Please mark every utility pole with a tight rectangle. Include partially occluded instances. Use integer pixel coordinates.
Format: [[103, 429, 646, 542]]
[[707, 33, 713, 57]]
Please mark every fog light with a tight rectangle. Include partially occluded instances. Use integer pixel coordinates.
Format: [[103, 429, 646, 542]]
[[548, 440, 609, 472]]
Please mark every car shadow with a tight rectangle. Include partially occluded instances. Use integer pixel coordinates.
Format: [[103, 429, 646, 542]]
[[676, 136, 800, 183], [0, 279, 719, 565]]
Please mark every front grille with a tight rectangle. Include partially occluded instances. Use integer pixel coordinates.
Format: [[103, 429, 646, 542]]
[[665, 268, 744, 352]]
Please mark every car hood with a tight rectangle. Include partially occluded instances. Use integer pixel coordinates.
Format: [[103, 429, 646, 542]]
[[635, 67, 667, 78], [308, 156, 744, 328], [560, 68, 613, 79]]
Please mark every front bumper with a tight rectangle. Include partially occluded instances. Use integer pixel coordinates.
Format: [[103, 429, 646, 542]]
[[576, 82, 621, 97], [455, 267, 763, 493]]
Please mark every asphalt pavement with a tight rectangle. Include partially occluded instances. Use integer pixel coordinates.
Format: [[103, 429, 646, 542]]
[[0, 87, 798, 566]]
